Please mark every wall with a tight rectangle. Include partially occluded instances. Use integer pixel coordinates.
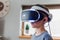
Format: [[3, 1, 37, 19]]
[[20, 0, 60, 5], [2, 0, 20, 40]]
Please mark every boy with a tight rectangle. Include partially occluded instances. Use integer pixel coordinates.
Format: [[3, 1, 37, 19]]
[[21, 4, 53, 40]]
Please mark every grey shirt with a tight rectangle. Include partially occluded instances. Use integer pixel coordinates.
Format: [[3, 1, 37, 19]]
[[31, 31, 53, 40]]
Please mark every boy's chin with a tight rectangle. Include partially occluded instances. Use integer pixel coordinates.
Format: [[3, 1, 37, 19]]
[[32, 26, 36, 28], [32, 26, 39, 28]]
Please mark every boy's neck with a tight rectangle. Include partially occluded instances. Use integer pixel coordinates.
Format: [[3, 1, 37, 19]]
[[35, 25, 46, 36]]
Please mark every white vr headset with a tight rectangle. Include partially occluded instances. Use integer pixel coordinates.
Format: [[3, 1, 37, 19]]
[[21, 6, 52, 22]]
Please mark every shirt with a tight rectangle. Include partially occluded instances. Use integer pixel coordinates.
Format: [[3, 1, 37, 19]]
[[31, 31, 53, 40]]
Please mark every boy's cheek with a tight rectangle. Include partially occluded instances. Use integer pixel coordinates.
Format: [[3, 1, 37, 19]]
[[31, 23, 37, 27], [31, 23, 40, 28]]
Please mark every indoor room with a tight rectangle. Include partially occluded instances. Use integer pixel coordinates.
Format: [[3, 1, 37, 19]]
[[0, 0, 60, 40]]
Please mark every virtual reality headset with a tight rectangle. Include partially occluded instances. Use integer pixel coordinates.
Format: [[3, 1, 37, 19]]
[[21, 6, 52, 22]]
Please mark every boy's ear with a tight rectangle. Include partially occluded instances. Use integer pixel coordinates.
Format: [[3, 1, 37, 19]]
[[43, 19, 46, 22], [43, 17, 48, 24]]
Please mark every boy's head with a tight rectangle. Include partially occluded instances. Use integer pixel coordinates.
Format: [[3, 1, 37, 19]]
[[31, 4, 52, 22], [21, 4, 52, 28]]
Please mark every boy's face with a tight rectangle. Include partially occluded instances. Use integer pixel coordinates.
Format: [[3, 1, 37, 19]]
[[31, 19, 44, 28], [31, 17, 48, 28]]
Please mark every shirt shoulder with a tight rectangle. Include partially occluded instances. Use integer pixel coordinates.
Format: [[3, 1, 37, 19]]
[[43, 32, 53, 40]]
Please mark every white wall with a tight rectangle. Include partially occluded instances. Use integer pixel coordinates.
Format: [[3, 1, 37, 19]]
[[3, 0, 20, 40], [20, 0, 60, 5], [0, 0, 60, 40]]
